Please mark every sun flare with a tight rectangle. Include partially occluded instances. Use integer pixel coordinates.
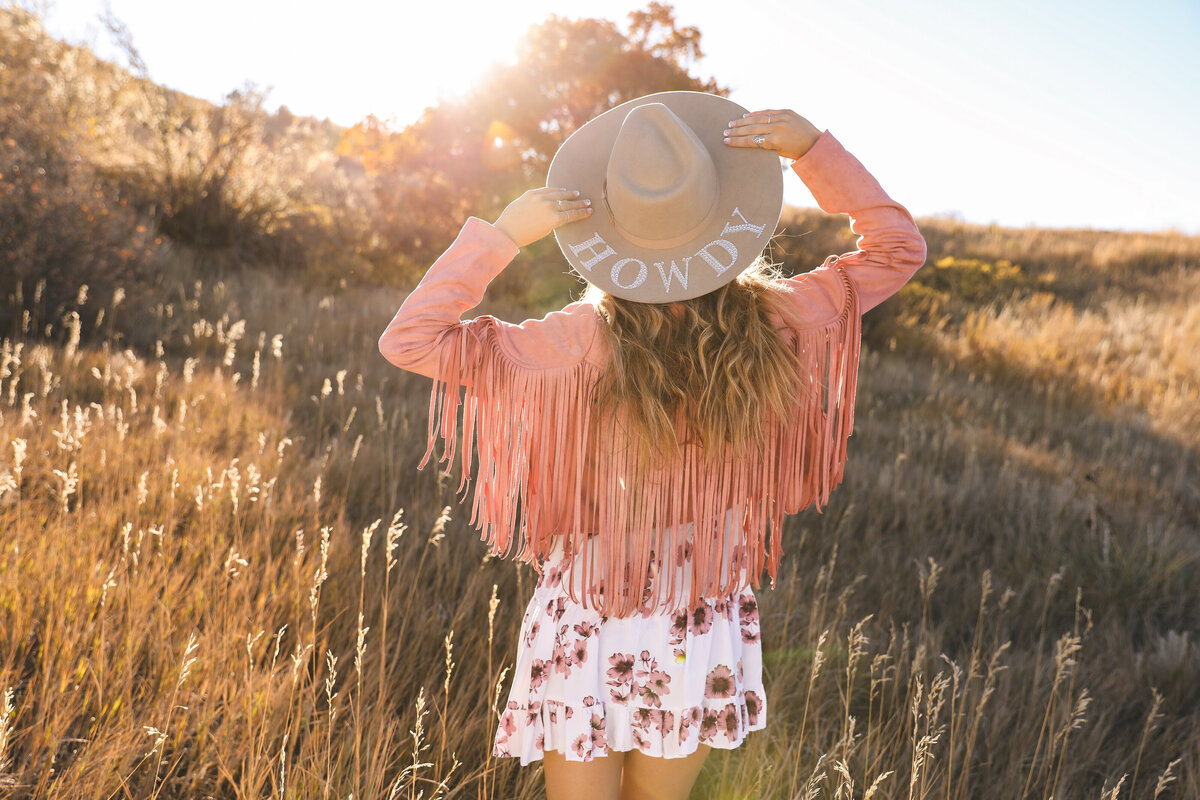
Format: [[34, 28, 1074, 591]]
[[386, 6, 524, 112]]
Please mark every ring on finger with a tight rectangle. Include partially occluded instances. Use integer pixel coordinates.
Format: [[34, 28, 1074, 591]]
[[767, 114, 772, 124], [753, 134, 767, 148], [556, 199, 563, 210]]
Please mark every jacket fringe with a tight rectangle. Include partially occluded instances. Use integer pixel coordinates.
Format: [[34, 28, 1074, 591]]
[[421, 264, 862, 618]]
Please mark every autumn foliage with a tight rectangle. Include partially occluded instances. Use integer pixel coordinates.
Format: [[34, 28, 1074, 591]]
[[335, 4, 725, 279]]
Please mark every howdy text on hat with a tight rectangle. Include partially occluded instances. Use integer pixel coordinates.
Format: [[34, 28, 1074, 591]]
[[567, 206, 769, 295]]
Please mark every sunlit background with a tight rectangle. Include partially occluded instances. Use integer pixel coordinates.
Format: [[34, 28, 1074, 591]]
[[37, 0, 1200, 232], [5, 3, 1200, 798]]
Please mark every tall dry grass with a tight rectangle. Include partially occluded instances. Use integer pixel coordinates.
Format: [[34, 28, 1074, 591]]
[[4, 5, 1197, 796], [0, 219, 1197, 799]]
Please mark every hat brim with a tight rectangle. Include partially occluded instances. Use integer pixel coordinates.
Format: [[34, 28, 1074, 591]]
[[547, 91, 783, 303]]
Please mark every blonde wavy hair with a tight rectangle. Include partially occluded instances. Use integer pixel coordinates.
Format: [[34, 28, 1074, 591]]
[[582, 257, 805, 465]]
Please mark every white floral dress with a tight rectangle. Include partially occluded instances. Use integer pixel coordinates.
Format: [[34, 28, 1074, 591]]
[[492, 515, 767, 765]]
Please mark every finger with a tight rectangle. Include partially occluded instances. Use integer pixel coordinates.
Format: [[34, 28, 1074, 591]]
[[723, 133, 772, 149], [542, 187, 583, 200], [558, 206, 595, 224], [723, 123, 774, 137], [729, 111, 783, 128], [551, 197, 592, 212], [723, 128, 774, 146]]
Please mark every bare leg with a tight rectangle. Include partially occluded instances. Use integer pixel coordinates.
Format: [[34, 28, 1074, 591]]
[[619, 744, 712, 800], [543, 748, 626, 800]]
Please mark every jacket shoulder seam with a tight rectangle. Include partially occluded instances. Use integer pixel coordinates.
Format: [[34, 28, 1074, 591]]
[[774, 260, 857, 331], [488, 304, 601, 372]]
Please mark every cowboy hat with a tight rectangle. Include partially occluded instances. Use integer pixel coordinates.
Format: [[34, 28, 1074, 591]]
[[547, 91, 784, 303]]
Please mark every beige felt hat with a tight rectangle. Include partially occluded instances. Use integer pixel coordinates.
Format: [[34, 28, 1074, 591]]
[[547, 91, 784, 303]]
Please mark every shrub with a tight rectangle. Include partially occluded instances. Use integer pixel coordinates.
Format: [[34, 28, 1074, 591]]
[[0, 8, 160, 337]]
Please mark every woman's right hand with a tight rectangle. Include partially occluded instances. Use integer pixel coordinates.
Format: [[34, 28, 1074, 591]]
[[723, 109, 823, 161], [493, 187, 594, 248]]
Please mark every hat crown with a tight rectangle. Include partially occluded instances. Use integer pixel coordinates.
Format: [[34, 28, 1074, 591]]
[[604, 103, 719, 246], [547, 91, 783, 302]]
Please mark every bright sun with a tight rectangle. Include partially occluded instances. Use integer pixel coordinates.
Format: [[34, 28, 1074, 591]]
[[391, 5, 531, 114]]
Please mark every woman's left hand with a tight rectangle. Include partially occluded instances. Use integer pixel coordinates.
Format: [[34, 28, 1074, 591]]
[[493, 187, 594, 248], [723, 109, 823, 161]]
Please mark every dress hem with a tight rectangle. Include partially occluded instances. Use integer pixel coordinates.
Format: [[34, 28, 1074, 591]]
[[494, 692, 767, 767]]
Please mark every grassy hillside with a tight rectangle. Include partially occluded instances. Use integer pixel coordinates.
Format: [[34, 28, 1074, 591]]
[[1, 213, 1197, 798], [2, 6, 1198, 800]]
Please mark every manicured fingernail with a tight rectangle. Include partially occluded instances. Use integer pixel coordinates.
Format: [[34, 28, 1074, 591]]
[[723, 129, 731, 135], [584, 199, 591, 206], [723, 137, 732, 143], [572, 190, 580, 197], [586, 207, 594, 214]]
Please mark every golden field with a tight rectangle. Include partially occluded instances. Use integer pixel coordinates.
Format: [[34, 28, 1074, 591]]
[[1, 218, 1197, 798], [2, 5, 1199, 798]]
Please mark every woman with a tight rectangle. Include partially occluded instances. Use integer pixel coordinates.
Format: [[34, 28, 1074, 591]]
[[378, 92, 926, 800]]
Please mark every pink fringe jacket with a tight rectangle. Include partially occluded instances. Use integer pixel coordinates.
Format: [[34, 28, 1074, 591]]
[[379, 130, 927, 618]]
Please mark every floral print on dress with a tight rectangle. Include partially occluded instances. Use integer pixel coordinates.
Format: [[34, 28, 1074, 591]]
[[739, 594, 762, 644], [529, 658, 548, 691], [523, 619, 541, 647], [704, 664, 736, 699], [492, 534, 767, 765], [606, 652, 636, 705], [669, 610, 688, 645], [744, 690, 763, 726]]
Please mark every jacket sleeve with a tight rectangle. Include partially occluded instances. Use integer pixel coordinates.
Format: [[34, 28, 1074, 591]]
[[377, 217, 521, 380], [378, 216, 598, 382], [776, 130, 927, 325]]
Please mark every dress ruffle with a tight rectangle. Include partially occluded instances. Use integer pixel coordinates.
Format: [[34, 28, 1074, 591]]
[[493, 536, 766, 765], [495, 688, 767, 765]]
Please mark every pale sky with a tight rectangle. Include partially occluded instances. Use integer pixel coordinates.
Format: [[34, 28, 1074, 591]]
[[39, 0, 1200, 234]]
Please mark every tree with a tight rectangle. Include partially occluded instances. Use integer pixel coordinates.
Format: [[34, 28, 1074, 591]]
[[337, 3, 725, 274]]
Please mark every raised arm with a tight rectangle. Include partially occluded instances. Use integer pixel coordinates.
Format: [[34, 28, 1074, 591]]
[[377, 217, 519, 379], [378, 188, 596, 380], [726, 110, 927, 323]]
